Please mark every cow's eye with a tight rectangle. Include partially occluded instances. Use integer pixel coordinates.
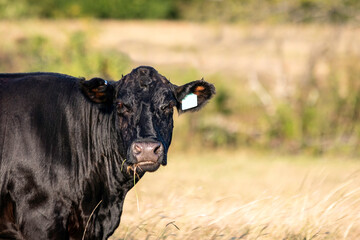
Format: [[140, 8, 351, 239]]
[[117, 102, 132, 115], [160, 102, 175, 113]]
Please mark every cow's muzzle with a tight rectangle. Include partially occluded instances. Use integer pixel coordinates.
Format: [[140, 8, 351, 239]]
[[129, 140, 164, 172]]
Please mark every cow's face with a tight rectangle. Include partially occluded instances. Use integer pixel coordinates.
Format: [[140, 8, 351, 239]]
[[81, 66, 215, 174]]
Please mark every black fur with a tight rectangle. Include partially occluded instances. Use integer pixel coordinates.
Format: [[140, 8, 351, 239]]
[[0, 66, 215, 239]]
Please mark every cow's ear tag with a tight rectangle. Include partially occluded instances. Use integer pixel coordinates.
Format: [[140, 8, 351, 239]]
[[181, 93, 198, 110]]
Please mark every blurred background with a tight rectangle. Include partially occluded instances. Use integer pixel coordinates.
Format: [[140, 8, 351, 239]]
[[1, 1, 360, 239], [1, 0, 360, 155]]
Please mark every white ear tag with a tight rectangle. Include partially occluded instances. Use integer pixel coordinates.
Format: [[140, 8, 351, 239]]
[[181, 93, 198, 110]]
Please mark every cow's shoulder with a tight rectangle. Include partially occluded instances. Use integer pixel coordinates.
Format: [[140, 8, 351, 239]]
[[0, 72, 85, 105]]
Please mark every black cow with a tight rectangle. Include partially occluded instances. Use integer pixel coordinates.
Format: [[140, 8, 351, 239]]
[[0, 66, 215, 240]]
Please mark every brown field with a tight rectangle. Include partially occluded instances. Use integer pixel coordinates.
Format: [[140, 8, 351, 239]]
[[112, 150, 360, 239]]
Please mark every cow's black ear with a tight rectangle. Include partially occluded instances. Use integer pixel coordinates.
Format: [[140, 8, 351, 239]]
[[80, 78, 114, 104], [174, 79, 215, 113]]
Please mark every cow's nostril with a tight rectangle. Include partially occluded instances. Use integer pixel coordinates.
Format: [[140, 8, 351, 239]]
[[133, 144, 142, 155], [154, 144, 162, 155]]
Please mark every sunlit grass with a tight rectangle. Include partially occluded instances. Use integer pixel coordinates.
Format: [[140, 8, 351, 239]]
[[111, 150, 360, 239]]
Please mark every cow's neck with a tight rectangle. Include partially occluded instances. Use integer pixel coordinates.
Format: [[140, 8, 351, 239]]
[[69, 103, 140, 239], [77, 103, 137, 190], [64, 105, 138, 239]]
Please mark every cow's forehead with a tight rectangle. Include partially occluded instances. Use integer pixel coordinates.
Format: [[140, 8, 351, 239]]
[[117, 67, 175, 102], [125, 66, 170, 84]]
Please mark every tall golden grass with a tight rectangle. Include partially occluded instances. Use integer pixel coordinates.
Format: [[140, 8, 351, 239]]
[[112, 150, 360, 239]]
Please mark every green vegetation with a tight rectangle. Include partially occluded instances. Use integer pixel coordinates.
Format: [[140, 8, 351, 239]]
[[177, 0, 360, 23], [0, 0, 177, 19], [0, 31, 131, 79], [0, 0, 360, 23]]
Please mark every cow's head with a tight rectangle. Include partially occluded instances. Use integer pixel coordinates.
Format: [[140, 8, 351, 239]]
[[81, 66, 215, 174]]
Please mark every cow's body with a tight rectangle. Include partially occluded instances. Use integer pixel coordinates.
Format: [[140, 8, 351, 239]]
[[0, 67, 215, 239]]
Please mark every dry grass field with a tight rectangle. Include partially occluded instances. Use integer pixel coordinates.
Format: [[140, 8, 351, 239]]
[[112, 149, 360, 239]]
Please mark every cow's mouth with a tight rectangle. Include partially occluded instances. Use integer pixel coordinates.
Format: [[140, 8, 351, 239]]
[[127, 140, 164, 173], [128, 160, 161, 173], [136, 160, 161, 172]]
